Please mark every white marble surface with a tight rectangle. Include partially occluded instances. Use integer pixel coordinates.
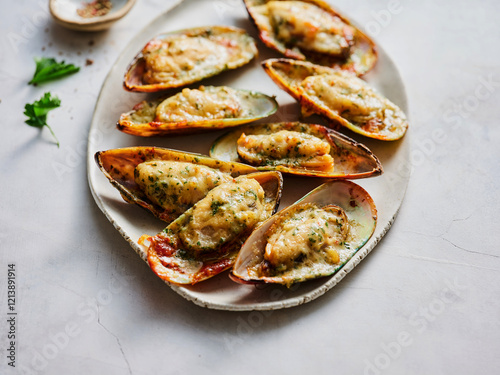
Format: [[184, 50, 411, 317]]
[[0, 0, 499, 374]]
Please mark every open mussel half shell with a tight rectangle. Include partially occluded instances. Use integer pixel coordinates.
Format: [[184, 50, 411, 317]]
[[95, 147, 258, 223], [243, 0, 377, 75], [124, 25, 258, 92], [209, 122, 382, 178], [263, 58, 409, 141], [143, 171, 283, 285], [117, 86, 278, 137], [230, 179, 377, 286]]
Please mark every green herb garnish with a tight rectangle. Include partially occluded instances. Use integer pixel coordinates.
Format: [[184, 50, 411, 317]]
[[24, 92, 61, 147], [211, 200, 224, 216], [29, 57, 80, 85]]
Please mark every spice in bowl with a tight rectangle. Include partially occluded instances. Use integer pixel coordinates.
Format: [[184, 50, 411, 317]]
[[77, 0, 112, 18]]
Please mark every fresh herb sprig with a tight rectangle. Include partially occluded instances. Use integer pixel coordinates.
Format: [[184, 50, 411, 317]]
[[29, 57, 80, 85], [24, 92, 61, 147]]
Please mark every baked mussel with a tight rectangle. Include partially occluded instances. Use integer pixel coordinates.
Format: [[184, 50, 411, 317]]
[[243, 0, 377, 75], [141, 171, 283, 284], [210, 122, 382, 178], [117, 86, 278, 137], [263, 58, 409, 140], [230, 180, 376, 286], [124, 25, 258, 92], [95, 147, 259, 223]]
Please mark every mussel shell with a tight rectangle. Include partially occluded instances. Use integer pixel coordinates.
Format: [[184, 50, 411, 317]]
[[145, 171, 284, 285], [230, 179, 377, 285], [262, 58, 409, 141], [243, 0, 377, 75], [95, 147, 258, 223], [123, 26, 258, 92], [117, 87, 278, 137], [209, 122, 382, 178]]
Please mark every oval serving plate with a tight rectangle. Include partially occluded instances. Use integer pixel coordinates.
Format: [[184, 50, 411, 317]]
[[87, 0, 410, 311]]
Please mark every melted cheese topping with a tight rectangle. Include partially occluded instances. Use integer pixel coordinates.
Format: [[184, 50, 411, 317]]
[[262, 203, 349, 272], [155, 86, 245, 123], [300, 73, 408, 134], [257, 1, 353, 56], [129, 101, 157, 124], [236, 130, 334, 171], [142, 35, 230, 84], [134, 161, 231, 215], [178, 177, 265, 254]]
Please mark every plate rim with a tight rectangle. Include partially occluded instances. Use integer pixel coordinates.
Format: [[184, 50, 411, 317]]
[[87, 0, 411, 311]]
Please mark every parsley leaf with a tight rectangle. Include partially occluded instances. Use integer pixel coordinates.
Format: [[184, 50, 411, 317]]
[[24, 92, 61, 147], [29, 57, 80, 85]]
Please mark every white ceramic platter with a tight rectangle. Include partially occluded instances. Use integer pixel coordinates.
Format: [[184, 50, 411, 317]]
[[87, 0, 410, 311]]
